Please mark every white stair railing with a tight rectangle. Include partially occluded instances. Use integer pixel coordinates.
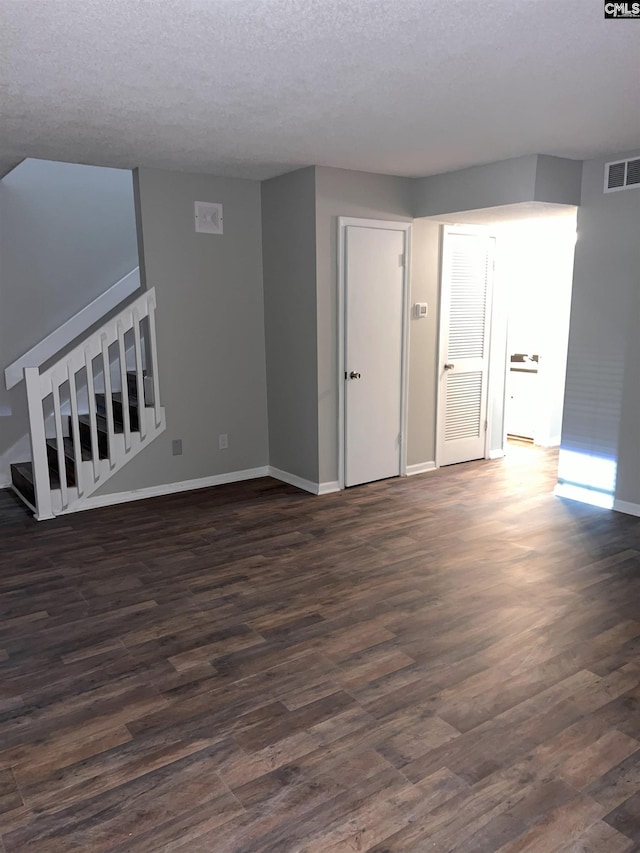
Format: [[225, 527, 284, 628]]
[[22, 288, 165, 519]]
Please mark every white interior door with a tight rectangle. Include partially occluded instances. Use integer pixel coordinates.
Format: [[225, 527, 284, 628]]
[[437, 228, 493, 467], [344, 224, 407, 487]]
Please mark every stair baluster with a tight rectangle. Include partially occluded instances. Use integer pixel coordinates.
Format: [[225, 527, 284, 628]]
[[133, 307, 146, 441], [117, 318, 132, 452], [23, 368, 54, 520], [67, 363, 83, 498], [51, 375, 69, 510]]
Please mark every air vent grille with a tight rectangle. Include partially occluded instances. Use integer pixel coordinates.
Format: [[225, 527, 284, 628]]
[[627, 158, 640, 187], [604, 157, 640, 193]]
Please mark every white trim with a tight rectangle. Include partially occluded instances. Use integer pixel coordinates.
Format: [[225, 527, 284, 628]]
[[318, 480, 340, 495], [35, 467, 337, 516], [400, 228, 412, 477], [268, 466, 319, 495], [4, 267, 141, 390], [488, 449, 505, 460], [613, 499, 640, 517], [535, 434, 562, 449], [338, 220, 346, 489], [406, 461, 437, 476], [62, 466, 270, 513], [337, 217, 412, 491], [0, 478, 11, 489]]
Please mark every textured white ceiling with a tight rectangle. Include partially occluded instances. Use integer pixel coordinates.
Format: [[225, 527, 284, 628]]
[[1, 0, 639, 181]]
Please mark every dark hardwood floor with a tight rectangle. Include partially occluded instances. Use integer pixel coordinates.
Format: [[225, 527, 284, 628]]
[[3, 446, 640, 852]]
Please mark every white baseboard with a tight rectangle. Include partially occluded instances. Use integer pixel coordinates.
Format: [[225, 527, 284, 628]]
[[8, 463, 341, 518], [613, 499, 640, 517], [488, 449, 505, 460], [0, 478, 12, 489], [268, 466, 340, 495], [318, 480, 340, 495], [71, 466, 270, 513], [405, 461, 436, 476], [534, 434, 561, 448]]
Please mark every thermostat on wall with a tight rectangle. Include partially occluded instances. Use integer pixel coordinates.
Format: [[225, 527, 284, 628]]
[[195, 201, 223, 234], [414, 302, 428, 319]]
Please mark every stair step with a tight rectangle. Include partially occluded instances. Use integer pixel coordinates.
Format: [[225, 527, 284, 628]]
[[126, 371, 144, 401], [81, 390, 148, 445], [11, 462, 35, 507], [46, 437, 92, 486], [80, 411, 125, 432], [78, 415, 111, 458], [11, 461, 61, 508], [95, 393, 141, 430]]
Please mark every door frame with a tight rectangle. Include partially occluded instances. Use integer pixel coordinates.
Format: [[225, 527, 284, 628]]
[[337, 217, 412, 490], [435, 224, 496, 468]]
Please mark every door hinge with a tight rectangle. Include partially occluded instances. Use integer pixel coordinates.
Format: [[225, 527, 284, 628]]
[[399, 254, 405, 267], [484, 420, 488, 432]]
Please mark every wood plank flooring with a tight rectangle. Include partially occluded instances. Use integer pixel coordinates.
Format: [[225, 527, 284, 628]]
[[3, 445, 640, 851]]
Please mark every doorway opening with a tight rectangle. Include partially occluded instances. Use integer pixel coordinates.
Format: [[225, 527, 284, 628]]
[[434, 205, 577, 468], [497, 214, 577, 451]]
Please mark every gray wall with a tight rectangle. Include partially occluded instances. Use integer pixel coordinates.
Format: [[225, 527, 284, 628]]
[[616, 277, 640, 506], [534, 155, 582, 206], [413, 155, 582, 218], [97, 168, 268, 494], [314, 167, 415, 483], [561, 150, 640, 503], [262, 167, 319, 482], [413, 155, 538, 219], [0, 159, 138, 485], [406, 218, 441, 466]]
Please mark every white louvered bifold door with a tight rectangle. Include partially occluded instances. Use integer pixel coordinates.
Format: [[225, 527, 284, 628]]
[[437, 229, 493, 467]]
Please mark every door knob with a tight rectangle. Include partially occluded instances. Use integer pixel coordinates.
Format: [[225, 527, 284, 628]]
[[444, 363, 455, 370], [349, 371, 361, 379]]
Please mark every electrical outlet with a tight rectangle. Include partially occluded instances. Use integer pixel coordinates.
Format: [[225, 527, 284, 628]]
[[172, 439, 183, 456], [218, 434, 228, 450]]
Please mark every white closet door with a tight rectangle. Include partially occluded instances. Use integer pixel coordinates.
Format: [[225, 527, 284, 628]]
[[344, 225, 405, 486]]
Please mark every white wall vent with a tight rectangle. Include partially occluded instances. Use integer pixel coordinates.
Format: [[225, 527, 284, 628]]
[[194, 201, 223, 234], [604, 157, 640, 193]]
